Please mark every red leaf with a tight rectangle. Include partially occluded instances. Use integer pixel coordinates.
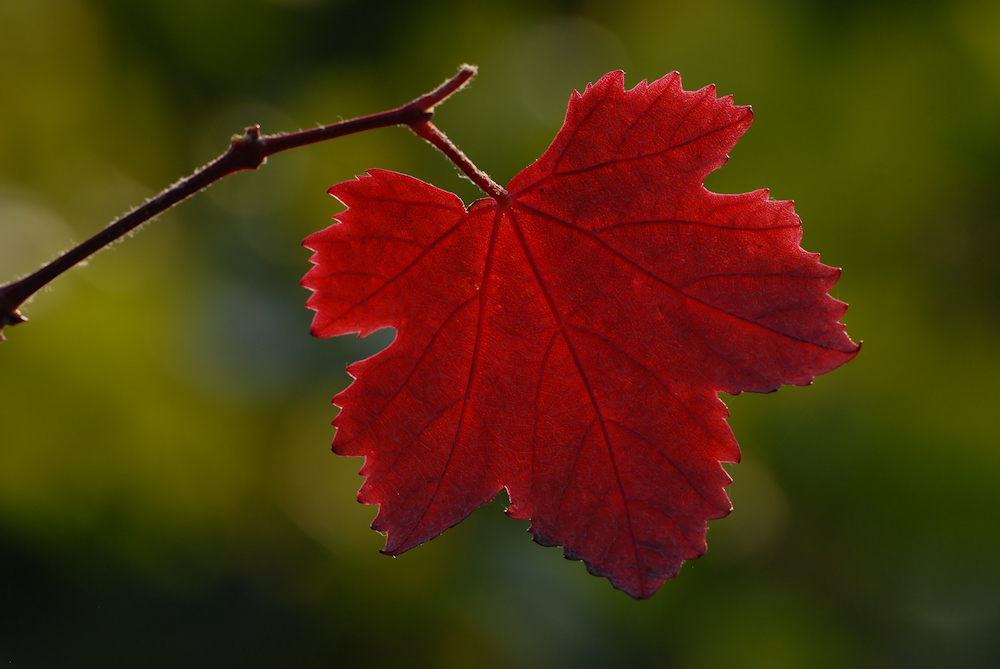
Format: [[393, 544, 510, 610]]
[[302, 71, 858, 598]]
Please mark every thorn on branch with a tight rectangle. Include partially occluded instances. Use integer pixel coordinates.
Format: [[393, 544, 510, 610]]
[[0, 307, 26, 341]]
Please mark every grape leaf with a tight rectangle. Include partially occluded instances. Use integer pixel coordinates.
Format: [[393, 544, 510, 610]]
[[301, 71, 858, 598]]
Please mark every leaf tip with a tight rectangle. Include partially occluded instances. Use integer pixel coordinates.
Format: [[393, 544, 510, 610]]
[[594, 69, 626, 93], [657, 70, 682, 92]]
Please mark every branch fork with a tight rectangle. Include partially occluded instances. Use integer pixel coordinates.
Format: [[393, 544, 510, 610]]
[[0, 64, 501, 341]]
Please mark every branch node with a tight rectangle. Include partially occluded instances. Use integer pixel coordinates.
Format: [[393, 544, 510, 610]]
[[229, 125, 267, 170]]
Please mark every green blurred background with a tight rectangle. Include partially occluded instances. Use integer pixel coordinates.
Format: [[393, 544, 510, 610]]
[[2, 0, 999, 666]]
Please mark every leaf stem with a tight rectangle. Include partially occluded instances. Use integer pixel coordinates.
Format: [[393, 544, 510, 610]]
[[409, 120, 509, 205], [0, 65, 479, 340]]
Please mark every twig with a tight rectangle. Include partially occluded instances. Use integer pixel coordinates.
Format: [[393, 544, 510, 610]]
[[0, 64, 478, 341]]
